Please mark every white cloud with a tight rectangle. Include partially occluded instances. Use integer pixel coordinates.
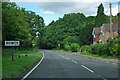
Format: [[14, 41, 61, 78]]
[[104, 3, 118, 16], [36, 2, 99, 16], [36, 1, 119, 16], [43, 11, 54, 14], [45, 23, 48, 26], [111, 5, 118, 16], [10, 0, 119, 2], [10, 0, 119, 16]]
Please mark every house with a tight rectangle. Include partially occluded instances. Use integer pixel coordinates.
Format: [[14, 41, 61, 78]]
[[92, 20, 120, 44], [92, 27, 101, 44], [100, 21, 120, 43]]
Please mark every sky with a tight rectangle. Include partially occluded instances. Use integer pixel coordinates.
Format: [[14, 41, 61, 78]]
[[9, 0, 119, 26]]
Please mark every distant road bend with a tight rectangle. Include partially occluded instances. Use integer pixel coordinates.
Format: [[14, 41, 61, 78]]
[[26, 50, 118, 79]]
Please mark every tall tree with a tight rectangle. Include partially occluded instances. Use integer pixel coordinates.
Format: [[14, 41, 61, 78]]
[[95, 3, 107, 27], [2, 2, 45, 48], [35, 13, 91, 49]]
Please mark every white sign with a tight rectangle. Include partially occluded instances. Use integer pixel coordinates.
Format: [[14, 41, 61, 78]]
[[5, 41, 20, 46]]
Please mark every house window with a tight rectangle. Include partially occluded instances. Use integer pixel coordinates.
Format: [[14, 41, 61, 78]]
[[94, 34, 96, 38], [103, 32, 105, 36]]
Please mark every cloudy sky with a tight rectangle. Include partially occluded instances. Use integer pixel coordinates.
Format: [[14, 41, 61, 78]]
[[10, 0, 119, 26]]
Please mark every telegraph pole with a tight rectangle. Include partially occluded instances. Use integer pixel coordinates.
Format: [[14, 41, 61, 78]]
[[110, 2, 113, 39]]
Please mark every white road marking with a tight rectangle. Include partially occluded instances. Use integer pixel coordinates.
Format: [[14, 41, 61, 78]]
[[112, 63, 116, 64], [65, 57, 69, 60], [21, 52, 44, 80], [71, 60, 78, 64], [81, 65, 94, 73], [103, 78, 108, 80]]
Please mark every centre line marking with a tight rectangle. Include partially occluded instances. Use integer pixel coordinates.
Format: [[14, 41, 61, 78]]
[[81, 65, 94, 73], [65, 58, 69, 60], [71, 60, 78, 64]]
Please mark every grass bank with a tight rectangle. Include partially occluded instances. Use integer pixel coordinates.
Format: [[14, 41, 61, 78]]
[[80, 52, 118, 59], [2, 48, 42, 78]]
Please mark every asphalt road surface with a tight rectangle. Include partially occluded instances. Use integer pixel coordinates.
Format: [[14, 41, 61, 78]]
[[26, 50, 118, 79]]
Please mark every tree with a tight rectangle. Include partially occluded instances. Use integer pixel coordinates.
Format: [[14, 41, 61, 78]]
[[2, 2, 45, 48], [36, 13, 90, 49], [35, 3, 117, 49], [95, 3, 107, 27]]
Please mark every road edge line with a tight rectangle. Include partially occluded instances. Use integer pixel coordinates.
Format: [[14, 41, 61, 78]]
[[21, 51, 44, 80]]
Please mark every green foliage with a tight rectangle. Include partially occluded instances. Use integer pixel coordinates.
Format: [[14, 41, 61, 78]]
[[2, 2, 45, 48], [70, 43, 80, 52], [95, 3, 107, 27], [108, 38, 119, 56], [35, 3, 119, 50], [36, 12, 95, 49], [4, 2, 117, 50], [64, 44, 71, 51], [84, 43, 110, 56], [2, 48, 42, 78], [63, 36, 78, 45], [79, 23, 95, 46], [81, 38, 120, 58], [81, 45, 92, 53], [91, 43, 103, 55]]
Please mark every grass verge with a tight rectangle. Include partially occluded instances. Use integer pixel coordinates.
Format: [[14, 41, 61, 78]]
[[53, 49, 118, 59], [2, 48, 42, 78], [52, 49, 78, 53], [80, 52, 118, 59]]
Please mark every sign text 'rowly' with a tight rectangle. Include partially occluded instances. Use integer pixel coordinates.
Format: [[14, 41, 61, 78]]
[[5, 41, 20, 46]]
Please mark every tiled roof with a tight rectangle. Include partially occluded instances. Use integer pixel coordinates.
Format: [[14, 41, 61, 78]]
[[103, 21, 120, 31], [93, 27, 101, 34], [114, 20, 120, 30]]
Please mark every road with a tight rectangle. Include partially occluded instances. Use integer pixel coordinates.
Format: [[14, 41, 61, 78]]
[[26, 50, 118, 79]]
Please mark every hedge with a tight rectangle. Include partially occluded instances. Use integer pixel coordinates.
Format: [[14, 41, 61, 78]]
[[70, 43, 80, 52], [64, 44, 71, 51], [81, 37, 120, 57], [64, 43, 80, 52]]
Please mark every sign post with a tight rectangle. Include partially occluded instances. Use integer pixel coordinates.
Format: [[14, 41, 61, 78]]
[[5, 41, 20, 62], [12, 47, 13, 62]]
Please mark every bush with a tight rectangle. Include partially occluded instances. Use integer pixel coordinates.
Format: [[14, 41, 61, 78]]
[[100, 43, 110, 55], [107, 38, 119, 56], [64, 44, 71, 51], [91, 43, 99, 54], [70, 43, 80, 52], [81, 37, 120, 58], [81, 45, 92, 53], [91, 43, 110, 55]]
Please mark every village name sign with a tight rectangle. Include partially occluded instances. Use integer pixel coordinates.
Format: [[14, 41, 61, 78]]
[[5, 41, 20, 62]]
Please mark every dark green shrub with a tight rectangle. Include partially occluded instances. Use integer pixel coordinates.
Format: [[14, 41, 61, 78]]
[[64, 44, 71, 51], [91, 43, 98, 54], [91, 43, 103, 54], [70, 43, 80, 52], [81, 45, 92, 53], [80, 37, 120, 58], [118, 38, 120, 58], [100, 43, 110, 55], [97, 43, 110, 55], [107, 38, 119, 56]]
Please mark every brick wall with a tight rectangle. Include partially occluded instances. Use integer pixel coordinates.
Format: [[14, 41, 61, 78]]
[[93, 34, 100, 43]]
